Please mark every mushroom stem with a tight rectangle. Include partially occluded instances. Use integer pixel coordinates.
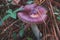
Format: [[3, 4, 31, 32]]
[[31, 24, 42, 40]]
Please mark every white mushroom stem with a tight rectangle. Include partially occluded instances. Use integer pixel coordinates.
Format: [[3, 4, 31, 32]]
[[31, 24, 42, 40]]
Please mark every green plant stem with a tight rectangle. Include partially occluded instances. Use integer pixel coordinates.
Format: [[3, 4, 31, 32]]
[[2, 14, 10, 21], [14, 6, 24, 13]]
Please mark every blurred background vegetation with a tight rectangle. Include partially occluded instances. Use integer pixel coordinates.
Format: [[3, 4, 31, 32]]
[[0, 0, 60, 40]]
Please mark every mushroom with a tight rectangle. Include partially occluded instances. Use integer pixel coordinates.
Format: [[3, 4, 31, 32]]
[[18, 4, 47, 40]]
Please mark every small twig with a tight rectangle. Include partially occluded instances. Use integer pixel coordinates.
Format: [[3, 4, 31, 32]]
[[42, 34, 54, 40], [1, 33, 8, 40], [50, 0, 60, 37], [51, 0, 60, 8], [1, 19, 19, 34], [46, 0, 59, 40]]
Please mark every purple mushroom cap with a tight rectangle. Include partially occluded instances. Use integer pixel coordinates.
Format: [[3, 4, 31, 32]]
[[18, 4, 48, 24], [24, 3, 37, 12]]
